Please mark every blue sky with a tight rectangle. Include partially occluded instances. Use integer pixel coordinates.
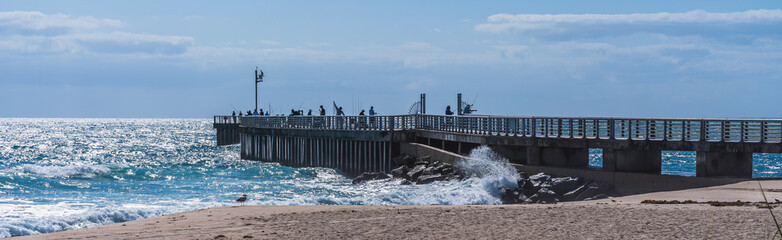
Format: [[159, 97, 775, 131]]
[[1, 1, 781, 118]]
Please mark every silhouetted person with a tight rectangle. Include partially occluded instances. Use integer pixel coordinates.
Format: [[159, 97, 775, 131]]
[[239, 111, 243, 116], [232, 111, 236, 116], [259, 109, 264, 116], [337, 107, 345, 116], [253, 109, 259, 115], [359, 110, 365, 116], [369, 106, 376, 116], [247, 110, 252, 116], [319, 105, 326, 116], [307, 109, 312, 116], [445, 106, 454, 115], [290, 109, 297, 116], [463, 104, 475, 115]]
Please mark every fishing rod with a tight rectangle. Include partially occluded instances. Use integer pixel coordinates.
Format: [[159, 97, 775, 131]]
[[229, 104, 240, 113]]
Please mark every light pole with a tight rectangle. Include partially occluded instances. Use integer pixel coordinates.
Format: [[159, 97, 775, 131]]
[[255, 66, 264, 111]]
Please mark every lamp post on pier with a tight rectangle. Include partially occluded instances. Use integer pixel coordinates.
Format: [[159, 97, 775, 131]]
[[255, 67, 264, 111]]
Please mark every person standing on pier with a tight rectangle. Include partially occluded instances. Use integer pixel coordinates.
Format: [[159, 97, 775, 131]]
[[319, 105, 326, 116], [463, 104, 475, 115], [253, 109, 259, 115], [307, 109, 312, 116], [337, 107, 345, 116], [259, 109, 264, 116], [445, 106, 454, 115], [368, 106, 376, 128]]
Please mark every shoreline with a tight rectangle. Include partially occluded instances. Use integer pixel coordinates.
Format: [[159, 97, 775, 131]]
[[13, 180, 782, 239]]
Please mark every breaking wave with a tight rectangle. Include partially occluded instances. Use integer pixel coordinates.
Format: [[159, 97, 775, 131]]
[[10, 164, 112, 178], [458, 146, 520, 197]]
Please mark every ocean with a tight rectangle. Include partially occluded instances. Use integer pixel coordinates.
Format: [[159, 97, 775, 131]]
[[1, 118, 780, 237]]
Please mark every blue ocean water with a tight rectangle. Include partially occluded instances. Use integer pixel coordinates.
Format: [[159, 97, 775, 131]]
[[1, 119, 781, 237], [0, 119, 519, 238]]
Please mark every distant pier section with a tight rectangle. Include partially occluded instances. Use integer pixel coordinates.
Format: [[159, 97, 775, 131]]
[[213, 116, 241, 146], [214, 114, 782, 178]]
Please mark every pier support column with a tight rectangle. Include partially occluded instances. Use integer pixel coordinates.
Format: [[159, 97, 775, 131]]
[[528, 147, 588, 168], [696, 152, 752, 178], [602, 149, 661, 173], [526, 147, 540, 165], [489, 145, 526, 164]]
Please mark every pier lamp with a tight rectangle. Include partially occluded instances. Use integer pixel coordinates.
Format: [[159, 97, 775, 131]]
[[255, 66, 264, 111]]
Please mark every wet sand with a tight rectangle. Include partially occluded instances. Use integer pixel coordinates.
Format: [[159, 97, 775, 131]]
[[15, 180, 782, 240]]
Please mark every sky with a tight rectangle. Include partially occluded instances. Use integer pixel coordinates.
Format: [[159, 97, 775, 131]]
[[1, 1, 781, 118]]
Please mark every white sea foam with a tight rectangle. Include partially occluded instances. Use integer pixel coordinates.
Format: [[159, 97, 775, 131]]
[[0, 206, 162, 237], [11, 164, 111, 178]]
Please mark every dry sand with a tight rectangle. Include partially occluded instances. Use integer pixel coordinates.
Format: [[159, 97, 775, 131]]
[[14, 180, 782, 240]]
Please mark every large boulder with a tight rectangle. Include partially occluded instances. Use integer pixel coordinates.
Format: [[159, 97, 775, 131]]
[[529, 173, 552, 188], [393, 154, 418, 168], [518, 179, 539, 197], [562, 182, 595, 201], [500, 187, 521, 204], [416, 173, 449, 184], [530, 187, 558, 203], [414, 156, 431, 167], [550, 177, 583, 196], [437, 165, 456, 175], [352, 172, 390, 184], [390, 165, 410, 179], [406, 165, 427, 182]]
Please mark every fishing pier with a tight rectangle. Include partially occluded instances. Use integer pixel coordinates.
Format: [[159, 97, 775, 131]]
[[215, 113, 782, 181]]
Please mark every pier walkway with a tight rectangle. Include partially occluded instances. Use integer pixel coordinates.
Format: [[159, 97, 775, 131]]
[[215, 114, 782, 179]]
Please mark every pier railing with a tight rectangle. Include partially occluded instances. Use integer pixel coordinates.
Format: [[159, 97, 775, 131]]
[[241, 115, 399, 131], [235, 114, 782, 143], [214, 115, 241, 124]]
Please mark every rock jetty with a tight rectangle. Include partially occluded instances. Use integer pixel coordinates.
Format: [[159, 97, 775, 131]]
[[352, 154, 608, 204]]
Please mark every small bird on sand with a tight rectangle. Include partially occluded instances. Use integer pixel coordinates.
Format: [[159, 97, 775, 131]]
[[236, 194, 247, 206]]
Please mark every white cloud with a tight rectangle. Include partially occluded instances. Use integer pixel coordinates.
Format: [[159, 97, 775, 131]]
[[0, 32, 194, 55], [0, 11, 193, 56], [0, 11, 122, 35], [258, 40, 279, 45], [476, 9, 782, 41]]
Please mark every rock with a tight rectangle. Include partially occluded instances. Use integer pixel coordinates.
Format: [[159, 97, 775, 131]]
[[585, 194, 608, 201], [414, 156, 431, 166], [550, 177, 582, 196], [529, 173, 552, 188], [574, 186, 601, 201], [536, 187, 558, 202], [399, 179, 412, 185], [424, 163, 446, 175], [518, 172, 528, 179], [500, 187, 520, 204], [437, 166, 456, 175], [393, 154, 418, 168], [406, 165, 427, 182], [390, 165, 410, 179], [562, 182, 595, 201], [517, 193, 531, 204], [352, 172, 390, 184], [518, 179, 539, 197], [416, 173, 449, 184]]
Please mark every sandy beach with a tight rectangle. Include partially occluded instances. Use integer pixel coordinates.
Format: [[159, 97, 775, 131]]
[[14, 180, 782, 240]]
